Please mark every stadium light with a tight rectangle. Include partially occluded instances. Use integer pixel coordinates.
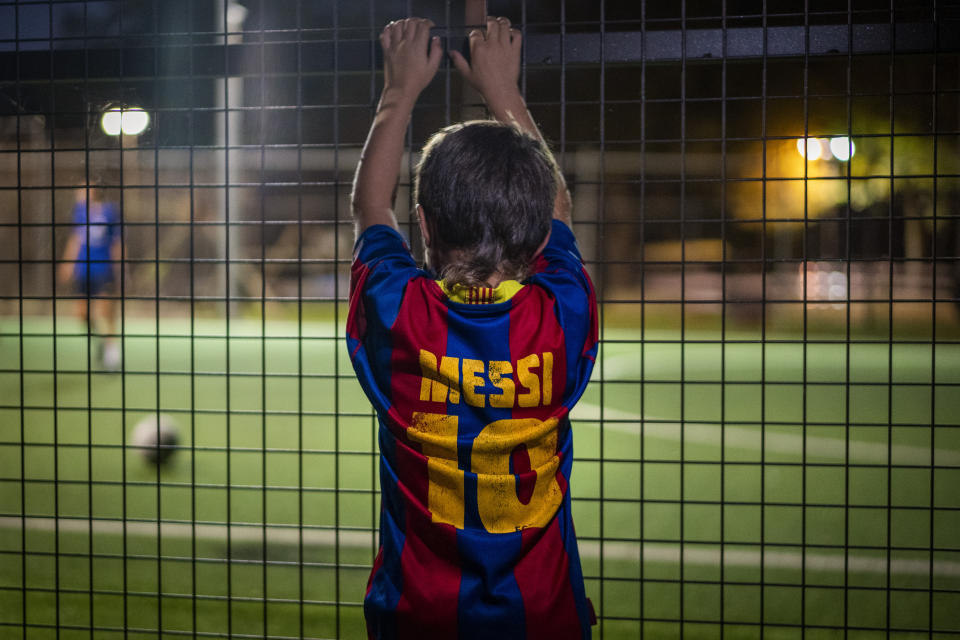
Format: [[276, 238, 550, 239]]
[[100, 107, 150, 136], [797, 136, 856, 162], [796, 137, 824, 161], [829, 136, 855, 161]]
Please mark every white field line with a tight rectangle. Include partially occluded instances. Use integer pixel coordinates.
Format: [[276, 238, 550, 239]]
[[3, 516, 959, 578], [570, 402, 957, 465], [0, 516, 372, 550], [579, 540, 960, 577], [582, 352, 957, 464]]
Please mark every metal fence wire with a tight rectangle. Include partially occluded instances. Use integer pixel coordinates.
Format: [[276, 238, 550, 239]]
[[1, 0, 960, 637]]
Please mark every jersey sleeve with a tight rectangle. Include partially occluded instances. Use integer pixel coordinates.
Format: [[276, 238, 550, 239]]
[[528, 219, 599, 406], [535, 219, 589, 279], [347, 224, 420, 348]]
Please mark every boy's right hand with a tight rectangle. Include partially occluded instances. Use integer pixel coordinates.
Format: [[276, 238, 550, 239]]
[[450, 17, 522, 104], [380, 18, 443, 99]]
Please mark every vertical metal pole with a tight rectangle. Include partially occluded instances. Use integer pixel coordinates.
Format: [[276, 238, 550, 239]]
[[219, 2, 237, 636], [82, 7, 95, 637], [719, 2, 729, 635], [333, 0, 342, 633], [258, 0, 268, 634], [153, 0, 163, 632], [597, 1, 607, 633], [46, 3, 61, 636], [296, 2, 306, 637], [885, 5, 896, 636], [928, 2, 940, 635], [759, 1, 769, 632], [367, 0, 378, 603], [801, 1, 810, 634], [117, 0, 129, 633], [638, 1, 648, 633], [460, 0, 487, 122], [215, 0, 247, 314], [188, 2, 199, 632], [843, 3, 854, 636], [15, 3, 27, 636], [678, 1, 687, 633], [465, 0, 486, 28]]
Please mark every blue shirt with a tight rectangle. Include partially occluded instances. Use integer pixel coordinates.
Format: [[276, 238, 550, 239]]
[[72, 200, 120, 281]]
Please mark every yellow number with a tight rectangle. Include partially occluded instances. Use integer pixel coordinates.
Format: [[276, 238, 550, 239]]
[[408, 412, 464, 529], [409, 411, 562, 534], [472, 417, 562, 533]]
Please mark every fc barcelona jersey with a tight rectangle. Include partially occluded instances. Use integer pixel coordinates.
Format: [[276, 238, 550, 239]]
[[348, 219, 599, 639]]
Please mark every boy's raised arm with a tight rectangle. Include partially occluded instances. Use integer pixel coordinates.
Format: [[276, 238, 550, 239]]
[[351, 18, 442, 235], [450, 17, 573, 225]]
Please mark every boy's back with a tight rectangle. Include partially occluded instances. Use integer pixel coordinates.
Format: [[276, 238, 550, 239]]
[[348, 16, 598, 638], [349, 218, 597, 637]]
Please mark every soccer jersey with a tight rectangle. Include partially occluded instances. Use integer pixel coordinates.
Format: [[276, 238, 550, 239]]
[[348, 219, 598, 640], [72, 199, 120, 288]]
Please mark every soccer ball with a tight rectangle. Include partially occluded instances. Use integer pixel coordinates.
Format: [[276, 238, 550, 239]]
[[131, 413, 180, 465]]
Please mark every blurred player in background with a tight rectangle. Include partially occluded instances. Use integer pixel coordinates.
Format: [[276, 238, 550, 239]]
[[58, 185, 122, 370], [349, 17, 598, 638]]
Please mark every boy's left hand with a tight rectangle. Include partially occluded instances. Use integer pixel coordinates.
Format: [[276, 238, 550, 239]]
[[450, 17, 522, 106], [380, 18, 443, 98]]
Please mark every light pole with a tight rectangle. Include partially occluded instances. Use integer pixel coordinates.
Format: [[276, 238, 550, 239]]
[[215, 0, 248, 314]]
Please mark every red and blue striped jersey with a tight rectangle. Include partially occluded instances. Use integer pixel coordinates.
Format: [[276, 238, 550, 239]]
[[348, 219, 599, 639]]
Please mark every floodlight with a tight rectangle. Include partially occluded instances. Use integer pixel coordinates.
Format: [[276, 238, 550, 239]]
[[829, 136, 855, 161], [796, 137, 824, 161], [100, 109, 122, 135], [100, 107, 149, 136]]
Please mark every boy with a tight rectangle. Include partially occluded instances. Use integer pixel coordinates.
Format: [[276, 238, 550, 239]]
[[58, 186, 122, 370], [348, 16, 598, 638]]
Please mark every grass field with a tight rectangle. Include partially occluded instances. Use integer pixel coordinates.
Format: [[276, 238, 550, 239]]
[[1, 312, 960, 639]]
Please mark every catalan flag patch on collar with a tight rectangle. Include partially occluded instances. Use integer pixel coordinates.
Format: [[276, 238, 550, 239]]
[[438, 279, 524, 304]]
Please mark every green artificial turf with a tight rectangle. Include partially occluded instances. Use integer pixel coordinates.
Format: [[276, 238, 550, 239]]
[[1, 315, 959, 639]]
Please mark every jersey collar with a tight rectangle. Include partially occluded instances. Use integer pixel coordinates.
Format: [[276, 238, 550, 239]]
[[437, 279, 524, 304]]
